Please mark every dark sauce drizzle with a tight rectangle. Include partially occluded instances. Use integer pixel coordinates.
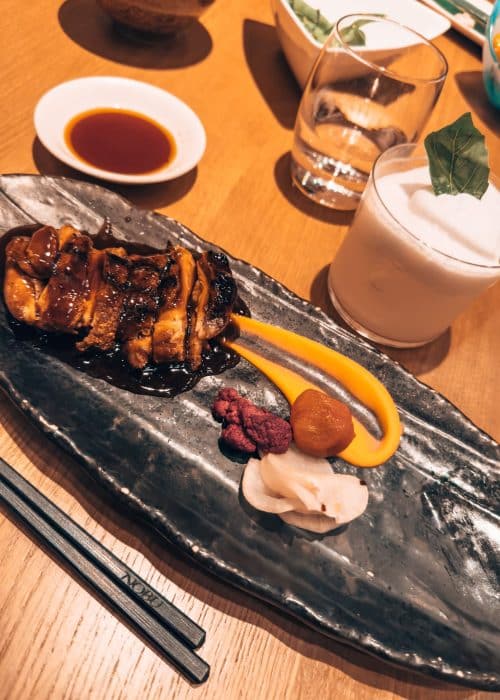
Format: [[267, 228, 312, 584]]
[[1, 222, 249, 398]]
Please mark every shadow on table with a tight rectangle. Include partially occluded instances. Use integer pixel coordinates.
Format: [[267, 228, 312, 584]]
[[32, 137, 197, 211], [310, 263, 338, 316], [242, 18, 301, 129], [446, 27, 482, 60], [58, 0, 212, 69], [274, 152, 354, 226], [1, 396, 472, 698], [310, 264, 452, 374], [385, 332, 452, 376], [455, 71, 500, 137]]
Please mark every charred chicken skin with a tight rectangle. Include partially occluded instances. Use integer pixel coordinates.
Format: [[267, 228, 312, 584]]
[[3, 224, 237, 370]]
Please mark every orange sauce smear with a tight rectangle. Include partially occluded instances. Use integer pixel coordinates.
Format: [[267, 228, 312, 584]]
[[227, 315, 402, 468]]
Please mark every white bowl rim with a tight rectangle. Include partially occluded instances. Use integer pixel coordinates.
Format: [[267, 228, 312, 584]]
[[34, 76, 206, 185], [331, 13, 449, 84], [278, 0, 451, 50]]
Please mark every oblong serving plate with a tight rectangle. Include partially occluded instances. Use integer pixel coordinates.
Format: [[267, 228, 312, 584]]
[[0, 175, 498, 689]]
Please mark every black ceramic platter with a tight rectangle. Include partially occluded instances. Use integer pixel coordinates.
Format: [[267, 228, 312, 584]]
[[0, 175, 498, 690]]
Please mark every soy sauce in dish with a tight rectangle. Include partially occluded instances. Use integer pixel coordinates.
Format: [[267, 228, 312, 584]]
[[65, 109, 176, 175]]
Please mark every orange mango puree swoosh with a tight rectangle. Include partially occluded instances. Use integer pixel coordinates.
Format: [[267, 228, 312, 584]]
[[226, 315, 402, 468]]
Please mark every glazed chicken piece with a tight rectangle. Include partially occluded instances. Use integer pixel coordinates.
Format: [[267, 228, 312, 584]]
[[188, 251, 237, 369], [4, 237, 45, 325], [152, 246, 196, 364], [119, 252, 169, 368], [76, 248, 128, 352], [37, 226, 93, 332], [4, 225, 80, 328], [15, 225, 59, 280], [79, 247, 106, 329], [3, 223, 238, 372]]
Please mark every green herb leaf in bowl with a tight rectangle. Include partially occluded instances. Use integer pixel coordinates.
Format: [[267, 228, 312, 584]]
[[289, 0, 332, 43], [288, 0, 382, 46], [424, 112, 490, 199], [339, 18, 378, 46]]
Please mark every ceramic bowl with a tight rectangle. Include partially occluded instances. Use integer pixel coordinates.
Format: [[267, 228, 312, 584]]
[[98, 0, 214, 36], [271, 0, 451, 88]]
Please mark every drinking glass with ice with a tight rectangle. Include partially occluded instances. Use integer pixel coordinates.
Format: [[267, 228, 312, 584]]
[[290, 14, 448, 211]]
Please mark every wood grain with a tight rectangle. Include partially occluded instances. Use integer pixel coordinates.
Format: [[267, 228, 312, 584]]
[[0, 1, 498, 698]]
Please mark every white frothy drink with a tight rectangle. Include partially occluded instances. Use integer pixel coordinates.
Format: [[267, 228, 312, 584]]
[[328, 153, 500, 346]]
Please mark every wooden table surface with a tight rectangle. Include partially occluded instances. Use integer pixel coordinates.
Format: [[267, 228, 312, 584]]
[[0, 1, 498, 699]]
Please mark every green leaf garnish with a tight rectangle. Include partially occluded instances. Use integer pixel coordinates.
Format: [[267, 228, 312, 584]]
[[424, 112, 490, 199]]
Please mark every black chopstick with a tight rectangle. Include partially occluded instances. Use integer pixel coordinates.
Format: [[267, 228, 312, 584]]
[[0, 457, 205, 650], [0, 460, 209, 684]]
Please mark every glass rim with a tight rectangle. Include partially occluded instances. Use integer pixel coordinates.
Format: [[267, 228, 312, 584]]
[[371, 143, 500, 271], [331, 13, 448, 86], [487, 3, 500, 63]]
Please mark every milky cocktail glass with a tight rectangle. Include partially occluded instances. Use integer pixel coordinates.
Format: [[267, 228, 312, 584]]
[[328, 143, 500, 347]]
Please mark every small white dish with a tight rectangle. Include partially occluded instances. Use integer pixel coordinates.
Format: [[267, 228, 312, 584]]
[[271, 0, 451, 88], [34, 76, 206, 184]]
